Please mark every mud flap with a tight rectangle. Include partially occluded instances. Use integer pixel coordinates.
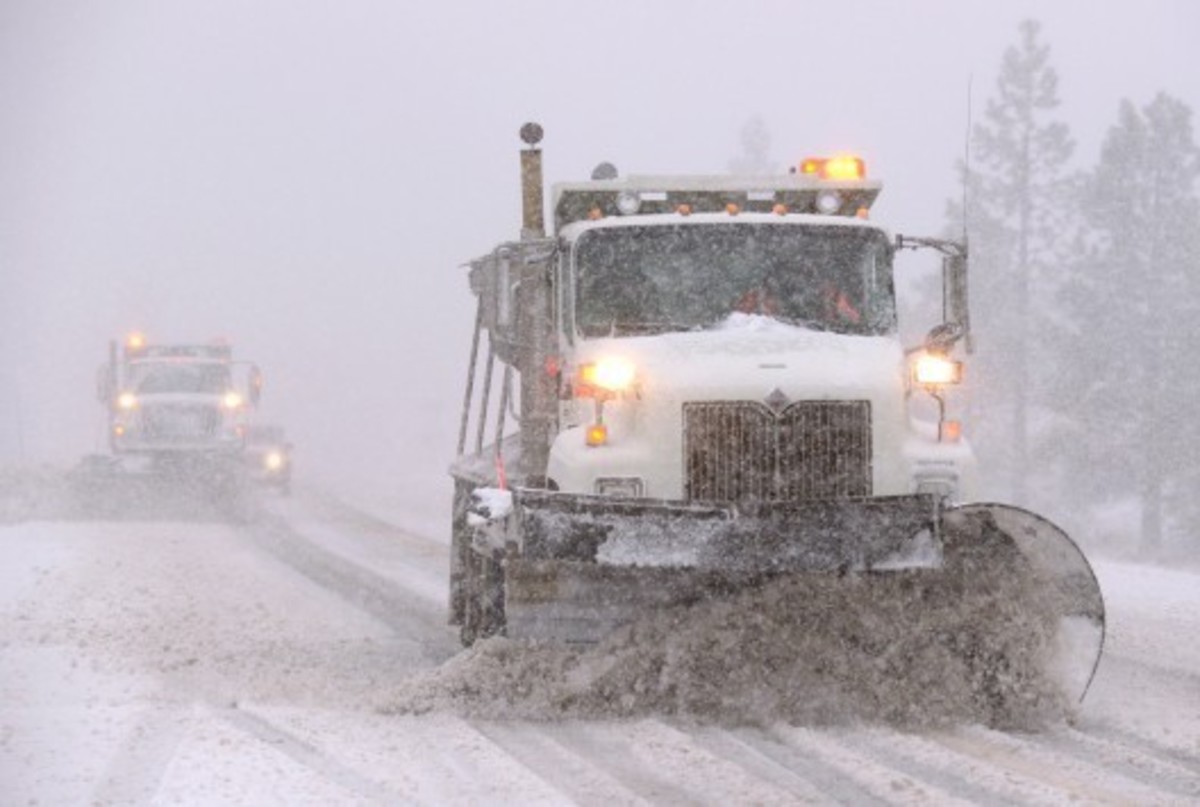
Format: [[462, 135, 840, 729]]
[[942, 503, 1105, 704]]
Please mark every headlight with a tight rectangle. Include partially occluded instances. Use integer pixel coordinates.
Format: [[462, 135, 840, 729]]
[[221, 390, 244, 410], [578, 357, 637, 395], [116, 392, 138, 410], [264, 450, 285, 471], [913, 354, 963, 386]]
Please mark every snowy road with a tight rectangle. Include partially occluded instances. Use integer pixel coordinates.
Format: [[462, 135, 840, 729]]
[[2, 492, 1199, 805]]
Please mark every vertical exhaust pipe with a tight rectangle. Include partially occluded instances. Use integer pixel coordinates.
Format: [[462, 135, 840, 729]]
[[519, 122, 545, 240]]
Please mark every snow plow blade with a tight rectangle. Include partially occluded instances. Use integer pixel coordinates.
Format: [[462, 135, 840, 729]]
[[462, 490, 1105, 705], [940, 503, 1105, 703], [493, 490, 942, 644], [66, 453, 256, 522]]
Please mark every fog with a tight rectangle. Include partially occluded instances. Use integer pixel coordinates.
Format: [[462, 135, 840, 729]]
[[2, 0, 1196, 535]]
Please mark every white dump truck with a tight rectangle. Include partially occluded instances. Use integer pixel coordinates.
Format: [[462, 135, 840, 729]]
[[449, 124, 1104, 709], [73, 333, 263, 518]]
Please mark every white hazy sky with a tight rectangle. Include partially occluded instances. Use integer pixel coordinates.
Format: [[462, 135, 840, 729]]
[[1, 1, 1196, 529]]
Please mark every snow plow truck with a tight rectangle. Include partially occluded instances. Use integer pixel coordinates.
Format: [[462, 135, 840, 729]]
[[449, 124, 1105, 708], [71, 333, 263, 519]]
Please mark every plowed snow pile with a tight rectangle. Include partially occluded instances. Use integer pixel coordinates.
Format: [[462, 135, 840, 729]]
[[386, 570, 1068, 728]]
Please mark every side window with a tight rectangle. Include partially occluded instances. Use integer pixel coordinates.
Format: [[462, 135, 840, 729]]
[[558, 245, 575, 347], [867, 243, 898, 333]]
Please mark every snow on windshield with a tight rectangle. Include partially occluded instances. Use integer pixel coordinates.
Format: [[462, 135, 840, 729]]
[[573, 222, 896, 338]]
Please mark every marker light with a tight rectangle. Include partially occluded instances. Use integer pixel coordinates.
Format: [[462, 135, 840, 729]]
[[587, 206, 604, 220], [578, 357, 637, 395], [676, 204, 692, 216], [725, 202, 740, 216], [798, 156, 867, 180], [117, 392, 138, 410], [773, 203, 788, 215], [913, 354, 963, 386], [222, 390, 244, 410], [823, 156, 866, 180], [585, 423, 608, 447]]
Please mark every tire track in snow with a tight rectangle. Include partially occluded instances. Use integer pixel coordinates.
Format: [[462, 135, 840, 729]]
[[1034, 725, 1200, 799], [91, 706, 190, 805], [467, 720, 653, 806], [837, 726, 1056, 805], [682, 726, 846, 803], [1085, 724, 1200, 778], [930, 724, 1186, 805], [536, 720, 737, 804], [768, 725, 974, 805], [216, 704, 399, 803], [241, 512, 458, 662]]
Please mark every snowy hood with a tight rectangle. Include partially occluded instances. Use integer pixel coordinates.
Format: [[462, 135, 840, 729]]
[[576, 313, 905, 402]]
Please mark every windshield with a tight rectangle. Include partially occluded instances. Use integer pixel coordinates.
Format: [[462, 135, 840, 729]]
[[130, 362, 231, 395], [572, 222, 895, 338]]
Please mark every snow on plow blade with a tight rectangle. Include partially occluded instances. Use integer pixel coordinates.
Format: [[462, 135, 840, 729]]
[[941, 503, 1106, 703], [484, 492, 1105, 705], [501, 490, 941, 644]]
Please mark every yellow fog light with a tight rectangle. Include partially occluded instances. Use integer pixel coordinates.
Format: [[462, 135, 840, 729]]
[[585, 423, 608, 447], [913, 354, 963, 386]]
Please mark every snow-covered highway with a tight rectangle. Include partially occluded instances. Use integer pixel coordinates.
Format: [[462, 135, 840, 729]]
[[2, 491, 1198, 804]]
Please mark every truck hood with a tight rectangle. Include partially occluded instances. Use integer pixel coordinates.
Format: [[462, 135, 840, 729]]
[[578, 313, 905, 402]]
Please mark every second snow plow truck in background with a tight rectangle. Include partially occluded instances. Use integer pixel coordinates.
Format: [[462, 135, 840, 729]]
[[73, 333, 264, 519], [449, 124, 1105, 716]]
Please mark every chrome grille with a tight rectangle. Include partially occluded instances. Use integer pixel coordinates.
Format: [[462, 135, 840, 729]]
[[141, 403, 220, 441], [684, 400, 871, 501]]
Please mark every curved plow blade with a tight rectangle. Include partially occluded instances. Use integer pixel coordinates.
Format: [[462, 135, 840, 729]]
[[945, 503, 1106, 704]]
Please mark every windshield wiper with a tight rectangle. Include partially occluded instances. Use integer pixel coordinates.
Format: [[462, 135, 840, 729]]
[[609, 321, 690, 336], [772, 315, 832, 332]]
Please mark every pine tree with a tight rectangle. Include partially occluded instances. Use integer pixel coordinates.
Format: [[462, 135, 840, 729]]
[[961, 19, 1075, 507], [728, 115, 775, 175], [1061, 93, 1200, 552]]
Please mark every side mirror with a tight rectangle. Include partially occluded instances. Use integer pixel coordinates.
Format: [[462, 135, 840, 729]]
[[943, 250, 971, 354], [96, 365, 114, 404], [896, 234, 972, 355], [924, 322, 963, 354], [249, 366, 263, 405]]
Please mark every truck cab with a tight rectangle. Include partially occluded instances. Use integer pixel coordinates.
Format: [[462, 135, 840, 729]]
[[457, 156, 975, 507], [99, 336, 262, 456]]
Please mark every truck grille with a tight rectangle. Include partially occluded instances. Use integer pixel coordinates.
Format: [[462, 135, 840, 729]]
[[141, 403, 221, 441], [683, 400, 871, 501]]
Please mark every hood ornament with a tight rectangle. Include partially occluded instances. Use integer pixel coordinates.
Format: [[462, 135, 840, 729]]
[[763, 387, 790, 415]]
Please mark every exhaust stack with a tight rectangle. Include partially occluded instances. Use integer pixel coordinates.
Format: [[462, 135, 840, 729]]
[[519, 122, 545, 240]]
